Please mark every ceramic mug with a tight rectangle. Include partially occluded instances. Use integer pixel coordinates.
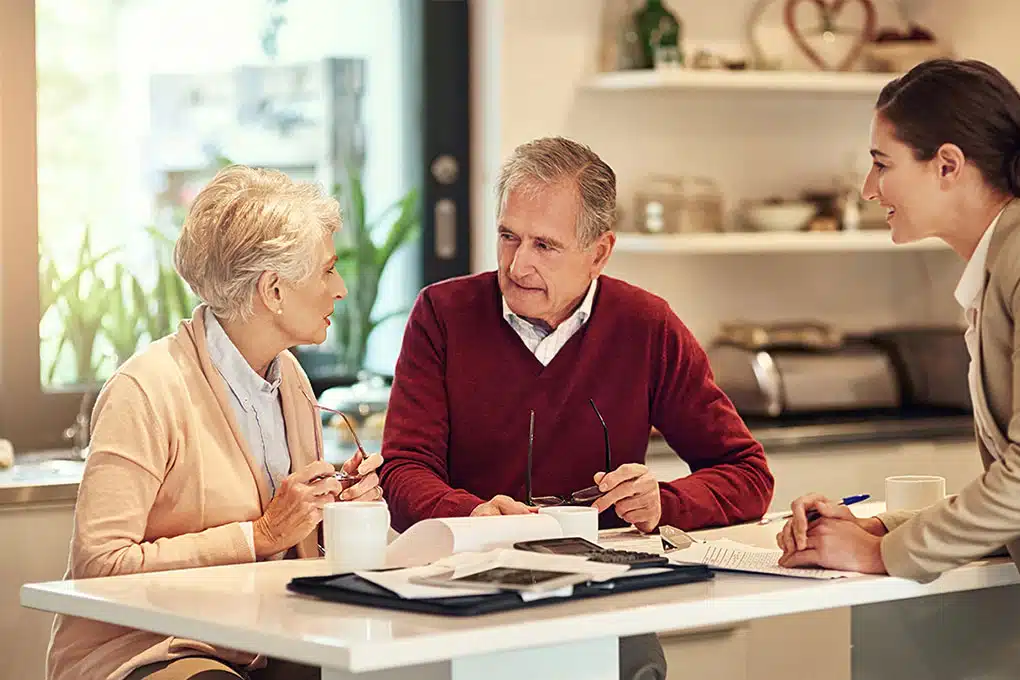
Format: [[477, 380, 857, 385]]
[[538, 506, 600, 544], [323, 501, 391, 571], [885, 475, 946, 512]]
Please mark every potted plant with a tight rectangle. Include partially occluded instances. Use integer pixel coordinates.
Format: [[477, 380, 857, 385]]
[[40, 225, 199, 387], [329, 165, 421, 375], [39, 225, 120, 385]]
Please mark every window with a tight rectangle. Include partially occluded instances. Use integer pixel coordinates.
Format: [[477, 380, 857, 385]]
[[0, 0, 471, 452]]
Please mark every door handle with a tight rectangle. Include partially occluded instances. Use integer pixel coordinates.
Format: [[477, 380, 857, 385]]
[[431, 154, 460, 260], [434, 198, 457, 260]]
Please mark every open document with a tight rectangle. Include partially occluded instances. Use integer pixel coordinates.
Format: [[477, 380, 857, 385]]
[[362, 548, 640, 600], [667, 537, 865, 580]]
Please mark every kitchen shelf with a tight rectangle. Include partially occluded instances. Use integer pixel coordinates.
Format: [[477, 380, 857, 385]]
[[583, 69, 899, 94], [613, 231, 948, 254]]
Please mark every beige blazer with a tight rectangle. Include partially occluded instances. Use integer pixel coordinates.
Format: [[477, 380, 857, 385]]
[[46, 307, 323, 680], [879, 199, 1020, 583]]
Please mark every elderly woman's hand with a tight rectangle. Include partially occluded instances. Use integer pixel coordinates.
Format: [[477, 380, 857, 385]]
[[252, 460, 340, 558], [339, 451, 384, 502]]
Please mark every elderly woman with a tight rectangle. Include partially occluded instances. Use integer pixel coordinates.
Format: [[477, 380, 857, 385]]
[[46, 165, 384, 680]]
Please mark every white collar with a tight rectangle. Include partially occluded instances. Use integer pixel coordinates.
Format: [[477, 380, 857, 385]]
[[205, 309, 282, 407], [502, 277, 599, 330], [954, 207, 1006, 310]]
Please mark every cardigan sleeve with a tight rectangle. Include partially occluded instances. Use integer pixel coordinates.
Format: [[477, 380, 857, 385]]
[[70, 374, 253, 579], [379, 291, 486, 532], [650, 310, 775, 530]]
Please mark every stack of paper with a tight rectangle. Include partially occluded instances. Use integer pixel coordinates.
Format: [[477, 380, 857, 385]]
[[667, 538, 864, 580], [360, 548, 644, 600]]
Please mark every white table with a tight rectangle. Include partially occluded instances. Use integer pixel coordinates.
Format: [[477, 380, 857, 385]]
[[20, 509, 1020, 680]]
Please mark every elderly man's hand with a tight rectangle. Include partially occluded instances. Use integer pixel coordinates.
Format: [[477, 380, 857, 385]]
[[591, 464, 662, 533], [338, 450, 384, 502], [470, 495, 537, 517]]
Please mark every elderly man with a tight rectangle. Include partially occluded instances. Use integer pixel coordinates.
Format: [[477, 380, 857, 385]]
[[379, 136, 774, 679]]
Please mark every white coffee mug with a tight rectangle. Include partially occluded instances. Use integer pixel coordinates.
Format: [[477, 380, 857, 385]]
[[538, 506, 599, 544], [885, 475, 946, 512], [323, 501, 391, 572]]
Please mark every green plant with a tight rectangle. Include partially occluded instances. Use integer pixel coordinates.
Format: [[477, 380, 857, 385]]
[[39, 235, 119, 320], [143, 225, 199, 339], [40, 224, 199, 387], [40, 240, 118, 386], [331, 164, 421, 372], [102, 263, 146, 367], [46, 226, 119, 384]]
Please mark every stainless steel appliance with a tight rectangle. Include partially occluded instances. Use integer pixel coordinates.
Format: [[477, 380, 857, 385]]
[[869, 326, 971, 411], [709, 339, 900, 418], [707, 323, 969, 418]]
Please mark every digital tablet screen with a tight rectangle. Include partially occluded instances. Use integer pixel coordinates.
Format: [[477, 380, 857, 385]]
[[454, 567, 577, 587], [519, 537, 601, 555]]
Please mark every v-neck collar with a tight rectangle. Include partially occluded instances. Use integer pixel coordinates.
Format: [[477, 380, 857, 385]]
[[495, 279, 599, 376]]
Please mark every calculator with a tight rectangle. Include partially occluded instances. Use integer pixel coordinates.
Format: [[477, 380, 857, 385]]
[[513, 537, 670, 569]]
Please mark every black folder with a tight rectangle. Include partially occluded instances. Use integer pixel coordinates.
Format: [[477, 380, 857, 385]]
[[286, 564, 713, 617]]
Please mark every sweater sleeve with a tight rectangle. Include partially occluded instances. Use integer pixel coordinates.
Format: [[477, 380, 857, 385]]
[[650, 312, 775, 530], [380, 291, 485, 532], [71, 375, 253, 579]]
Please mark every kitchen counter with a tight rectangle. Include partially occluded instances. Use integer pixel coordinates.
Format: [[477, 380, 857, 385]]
[[0, 451, 84, 506], [741, 410, 974, 450], [3, 412, 975, 506], [648, 410, 974, 458]]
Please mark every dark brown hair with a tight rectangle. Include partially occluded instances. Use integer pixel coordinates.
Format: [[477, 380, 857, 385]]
[[876, 59, 1020, 196]]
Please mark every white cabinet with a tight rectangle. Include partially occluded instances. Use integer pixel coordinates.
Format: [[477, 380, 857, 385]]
[[647, 435, 981, 511], [650, 435, 979, 680], [0, 501, 74, 680]]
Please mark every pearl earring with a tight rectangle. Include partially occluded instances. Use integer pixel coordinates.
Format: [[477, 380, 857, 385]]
[[276, 308, 283, 315]]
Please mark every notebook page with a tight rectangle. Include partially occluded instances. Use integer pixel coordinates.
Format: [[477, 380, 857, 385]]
[[668, 538, 864, 580]]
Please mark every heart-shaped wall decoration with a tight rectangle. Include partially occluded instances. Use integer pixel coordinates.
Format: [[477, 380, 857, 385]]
[[784, 0, 877, 71]]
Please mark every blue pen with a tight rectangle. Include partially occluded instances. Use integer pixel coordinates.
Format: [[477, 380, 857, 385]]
[[805, 494, 870, 522]]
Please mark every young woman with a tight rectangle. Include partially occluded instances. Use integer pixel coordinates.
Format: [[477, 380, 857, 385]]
[[777, 59, 1020, 583]]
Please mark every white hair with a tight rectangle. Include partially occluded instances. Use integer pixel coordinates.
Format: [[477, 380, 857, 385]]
[[173, 165, 340, 322], [495, 136, 616, 248]]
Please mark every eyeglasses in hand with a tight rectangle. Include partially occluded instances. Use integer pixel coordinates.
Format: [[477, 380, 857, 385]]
[[313, 404, 367, 484], [315, 403, 368, 556], [526, 398, 611, 507]]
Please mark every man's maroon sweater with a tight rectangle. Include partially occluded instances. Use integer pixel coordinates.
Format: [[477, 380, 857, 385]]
[[380, 272, 774, 533]]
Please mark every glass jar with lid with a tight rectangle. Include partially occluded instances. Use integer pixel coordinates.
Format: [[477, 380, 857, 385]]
[[632, 175, 723, 234]]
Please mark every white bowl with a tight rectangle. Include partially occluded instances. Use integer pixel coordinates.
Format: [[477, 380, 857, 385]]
[[745, 202, 817, 232]]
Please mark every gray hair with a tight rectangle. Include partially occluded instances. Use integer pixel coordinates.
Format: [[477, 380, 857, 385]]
[[495, 136, 616, 249], [173, 165, 340, 322]]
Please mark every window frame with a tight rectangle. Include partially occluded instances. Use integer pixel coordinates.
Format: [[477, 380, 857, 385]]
[[1, 0, 84, 452], [0, 0, 473, 453]]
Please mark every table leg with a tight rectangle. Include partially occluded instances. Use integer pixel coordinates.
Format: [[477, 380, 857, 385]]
[[322, 635, 620, 680]]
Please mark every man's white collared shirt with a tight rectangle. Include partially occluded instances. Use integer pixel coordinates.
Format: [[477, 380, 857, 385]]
[[502, 278, 598, 366]]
